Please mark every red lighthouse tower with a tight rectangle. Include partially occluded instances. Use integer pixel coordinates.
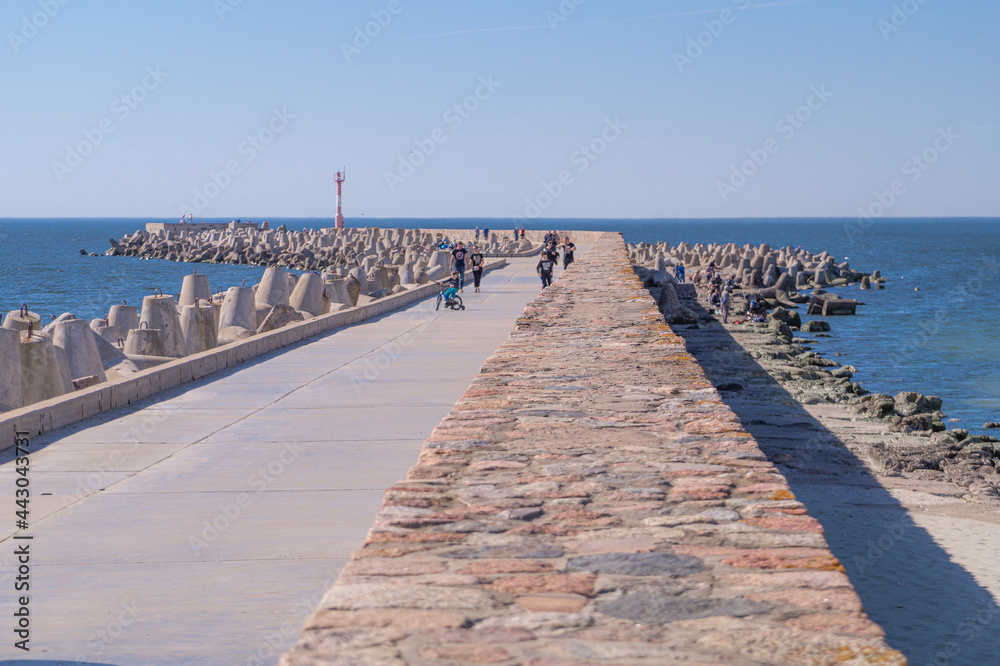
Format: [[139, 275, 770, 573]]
[[335, 169, 346, 229]]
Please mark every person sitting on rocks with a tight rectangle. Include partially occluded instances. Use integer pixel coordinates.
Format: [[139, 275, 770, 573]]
[[708, 287, 722, 310]]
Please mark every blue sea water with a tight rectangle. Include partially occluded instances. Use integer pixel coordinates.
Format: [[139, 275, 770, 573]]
[[1, 217, 998, 431]]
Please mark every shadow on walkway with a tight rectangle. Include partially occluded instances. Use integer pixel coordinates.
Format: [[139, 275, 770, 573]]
[[672, 297, 999, 666]]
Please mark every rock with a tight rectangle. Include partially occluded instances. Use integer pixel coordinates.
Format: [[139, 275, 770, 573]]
[[800, 320, 830, 333], [568, 553, 705, 577], [852, 393, 895, 419], [890, 413, 935, 433], [894, 391, 930, 417], [597, 585, 772, 624], [769, 307, 801, 329], [256, 304, 305, 334], [716, 383, 743, 392], [985, 422, 1000, 429], [72, 375, 102, 391], [768, 319, 793, 343]]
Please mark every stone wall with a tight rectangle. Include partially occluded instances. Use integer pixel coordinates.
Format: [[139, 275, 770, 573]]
[[280, 234, 904, 665]]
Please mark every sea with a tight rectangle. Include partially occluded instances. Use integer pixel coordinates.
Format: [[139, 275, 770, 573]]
[[2, 217, 998, 433]]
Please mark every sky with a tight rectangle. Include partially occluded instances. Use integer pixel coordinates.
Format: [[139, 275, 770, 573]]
[[0, 0, 997, 220]]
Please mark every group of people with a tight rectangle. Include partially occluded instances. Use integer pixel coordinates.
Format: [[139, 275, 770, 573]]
[[439, 230, 579, 306], [473, 226, 529, 242], [440, 241, 485, 305], [536, 236, 575, 289]]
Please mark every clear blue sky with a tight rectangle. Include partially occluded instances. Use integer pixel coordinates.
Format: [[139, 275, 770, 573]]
[[1, 0, 996, 219]]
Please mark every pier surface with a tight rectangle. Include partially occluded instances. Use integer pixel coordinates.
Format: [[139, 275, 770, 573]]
[[281, 235, 905, 665], [0, 258, 545, 665]]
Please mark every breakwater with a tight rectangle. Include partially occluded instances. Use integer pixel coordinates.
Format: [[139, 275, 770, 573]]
[[108, 224, 539, 269], [2, 227, 540, 446], [3, 225, 540, 420], [280, 233, 903, 665]]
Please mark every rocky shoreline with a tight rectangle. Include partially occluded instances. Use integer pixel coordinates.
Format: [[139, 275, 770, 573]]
[[630, 241, 1000, 495]]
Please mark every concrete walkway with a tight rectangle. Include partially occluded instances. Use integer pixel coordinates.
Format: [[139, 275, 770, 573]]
[[0, 258, 549, 665]]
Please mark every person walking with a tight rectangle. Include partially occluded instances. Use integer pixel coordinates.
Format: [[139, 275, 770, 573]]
[[451, 241, 468, 292], [470, 245, 485, 293], [537, 252, 554, 289], [558, 237, 576, 269], [475, 226, 480, 241], [720, 287, 732, 324]]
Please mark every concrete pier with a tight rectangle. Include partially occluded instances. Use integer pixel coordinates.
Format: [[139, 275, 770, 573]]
[[0, 258, 548, 664]]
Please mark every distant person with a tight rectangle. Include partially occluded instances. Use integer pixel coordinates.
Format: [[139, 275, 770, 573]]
[[483, 227, 490, 242], [677, 264, 685, 282], [475, 226, 480, 241], [558, 237, 576, 269], [451, 241, 467, 292], [537, 252, 555, 289], [544, 242, 559, 266], [520, 227, 526, 239], [470, 245, 485, 293], [720, 287, 732, 324]]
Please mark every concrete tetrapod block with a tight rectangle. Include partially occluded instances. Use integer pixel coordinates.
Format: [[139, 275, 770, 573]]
[[108, 303, 140, 336], [91, 330, 140, 378], [2, 309, 41, 333], [322, 277, 352, 309], [96, 324, 126, 347], [179, 273, 212, 307], [51, 318, 108, 383], [0, 328, 24, 412], [217, 286, 257, 344], [256, 266, 291, 309], [18, 330, 71, 406], [140, 295, 185, 358], [290, 273, 324, 318], [180, 303, 218, 355], [124, 326, 167, 357]]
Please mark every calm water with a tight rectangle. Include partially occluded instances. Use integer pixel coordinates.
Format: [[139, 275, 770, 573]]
[[2, 217, 998, 431]]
